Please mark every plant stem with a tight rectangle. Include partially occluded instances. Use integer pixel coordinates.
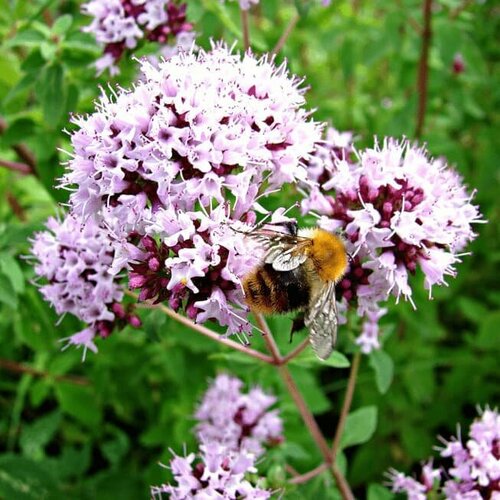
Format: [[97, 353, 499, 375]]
[[0, 158, 32, 175], [271, 13, 299, 56], [289, 462, 329, 484], [0, 358, 88, 386], [254, 314, 354, 500], [281, 337, 309, 365], [130, 293, 275, 365], [0, 117, 36, 174], [415, 0, 432, 138], [331, 352, 361, 463], [7, 192, 27, 221], [240, 9, 250, 51]]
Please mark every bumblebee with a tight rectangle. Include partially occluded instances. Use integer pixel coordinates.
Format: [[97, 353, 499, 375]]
[[242, 222, 348, 360]]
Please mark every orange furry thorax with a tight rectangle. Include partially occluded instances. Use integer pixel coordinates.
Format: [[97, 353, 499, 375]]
[[300, 228, 348, 283]]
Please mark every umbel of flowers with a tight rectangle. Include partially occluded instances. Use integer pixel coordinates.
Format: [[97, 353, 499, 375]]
[[31, 43, 322, 354], [151, 374, 282, 499], [302, 131, 482, 353], [388, 407, 500, 499], [82, 0, 194, 75], [30, 215, 141, 359]]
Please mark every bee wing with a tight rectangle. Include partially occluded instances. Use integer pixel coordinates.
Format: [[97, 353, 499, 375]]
[[265, 246, 308, 271], [305, 281, 338, 360], [250, 230, 312, 272]]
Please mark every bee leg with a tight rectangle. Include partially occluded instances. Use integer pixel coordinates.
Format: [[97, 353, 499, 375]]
[[290, 314, 306, 343]]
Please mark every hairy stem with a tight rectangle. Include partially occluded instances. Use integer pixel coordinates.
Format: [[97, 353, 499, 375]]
[[331, 351, 361, 463], [240, 9, 250, 51], [415, 0, 433, 138], [129, 292, 275, 364], [271, 13, 299, 56]]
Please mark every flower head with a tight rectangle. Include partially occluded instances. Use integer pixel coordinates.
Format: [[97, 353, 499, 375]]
[[60, 43, 321, 337], [31, 214, 140, 357], [82, 0, 193, 74], [195, 374, 283, 457], [302, 135, 482, 352], [388, 407, 500, 499], [151, 443, 271, 499]]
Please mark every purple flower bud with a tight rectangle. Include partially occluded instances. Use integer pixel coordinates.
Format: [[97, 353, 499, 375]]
[[127, 314, 142, 328]]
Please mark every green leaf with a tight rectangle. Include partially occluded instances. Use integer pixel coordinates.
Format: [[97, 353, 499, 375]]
[[101, 427, 130, 466], [0, 117, 36, 144], [55, 382, 102, 428], [19, 410, 61, 459], [476, 311, 500, 350], [369, 350, 394, 394], [40, 41, 57, 61], [0, 273, 18, 309], [0, 253, 25, 294], [340, 406, 378, 449], [291, 349, 351, 368], [51, 14, 73, 36], [0, 454, 58, 500], [37, 63, 65, 127], [209, 351, 263, 364], [5, 29, 46, 48], [367, 483, 394, 500]]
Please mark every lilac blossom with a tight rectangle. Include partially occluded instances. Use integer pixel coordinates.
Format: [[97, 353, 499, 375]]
[[387, 407, 500, 499], [302, 133, 482, 353], [151, 443, 271, 499], [82, 0, 193, 75], [30, 214, 141, 358], [195, 374, 283, 457], [59, 43, 321, 338]]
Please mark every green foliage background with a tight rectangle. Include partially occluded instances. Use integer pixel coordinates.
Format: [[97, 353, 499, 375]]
[[0, 0, 498, 498]]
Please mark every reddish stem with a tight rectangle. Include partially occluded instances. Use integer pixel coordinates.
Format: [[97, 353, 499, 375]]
[[331, 352, 361, 462], [130, 293, 275, 365], [415, 0, 433, 138], [0, 158, 32, 175], [240, 9, 250, 51], [0, 358, 88, 386], [271, 13, 299, 56]]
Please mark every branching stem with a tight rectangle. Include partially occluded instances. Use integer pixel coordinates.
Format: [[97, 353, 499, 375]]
[[133, 297, 275, 365], [254, 314, 354, 500]]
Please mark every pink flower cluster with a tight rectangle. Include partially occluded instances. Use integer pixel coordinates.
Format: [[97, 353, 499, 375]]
[[152, 374, 281, 499], [302, 132, 482, 353], [82, 0, 193, 75], [195, 374, 283, 457], [30, 215, 140, 359], [32, 44, 320, 354], [388, 407, 500, 499], [151, 443, 271, 499]]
